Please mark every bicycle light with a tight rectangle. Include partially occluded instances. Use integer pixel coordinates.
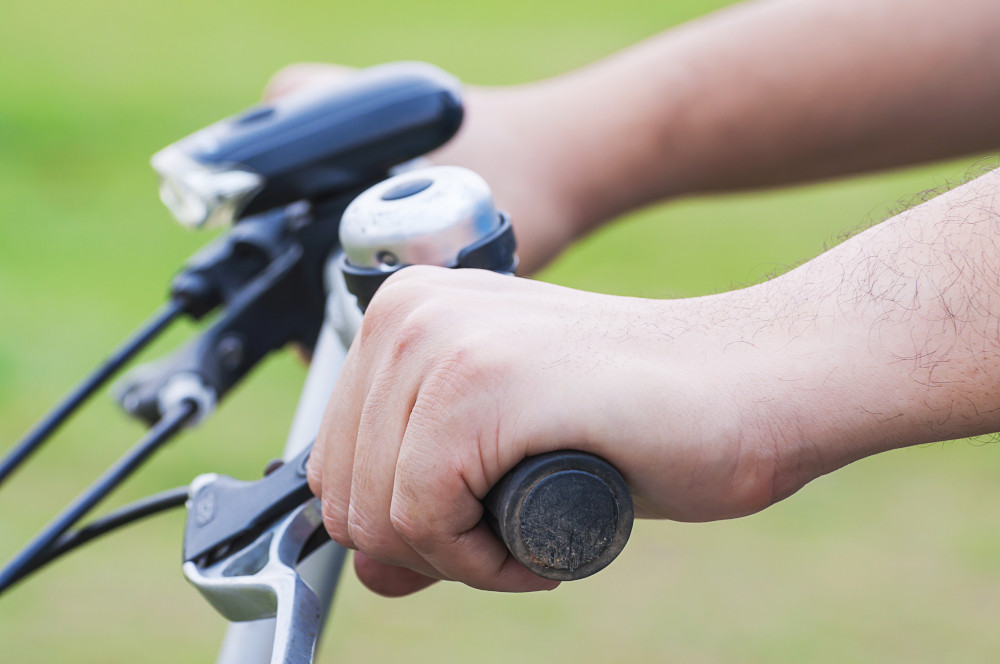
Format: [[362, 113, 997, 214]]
[[152, 147, 264, 229], [152, 62, 464, 229]]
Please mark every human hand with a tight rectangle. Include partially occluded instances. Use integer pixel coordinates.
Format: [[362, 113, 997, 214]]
[[308, 266, 782, 596]]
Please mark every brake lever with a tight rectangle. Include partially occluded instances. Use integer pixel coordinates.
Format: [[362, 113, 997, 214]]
[[183, 499, 327, 664], [181, 445, 327, 664]]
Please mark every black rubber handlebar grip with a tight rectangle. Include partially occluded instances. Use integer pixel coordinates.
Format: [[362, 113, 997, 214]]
[[482, 451, 633, 581]]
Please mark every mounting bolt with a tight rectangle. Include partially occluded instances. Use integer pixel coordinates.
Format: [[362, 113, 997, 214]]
[[217, 335, 245, 371]]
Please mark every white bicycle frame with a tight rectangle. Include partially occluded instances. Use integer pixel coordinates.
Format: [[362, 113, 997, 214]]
[[216, 253, 362, 664]]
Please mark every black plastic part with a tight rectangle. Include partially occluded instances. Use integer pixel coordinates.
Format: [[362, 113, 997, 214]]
[[169, 205, 301, 319], [173, 62, 463, 222], [115, 197, 352, 427], [184, 444, 314, 565], [166, 66, 465, 318], [340, 212, 517, 311], [483, 451, 633, 581], [456, 212, 517, 271]]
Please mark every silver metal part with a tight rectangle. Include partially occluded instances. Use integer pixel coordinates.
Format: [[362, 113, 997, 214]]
[[339, 165, 501, 269], [157, 372, 216, 427], [185, 499, 327, 664]]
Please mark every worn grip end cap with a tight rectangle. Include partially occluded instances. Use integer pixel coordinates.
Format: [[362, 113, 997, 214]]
[[489, 452, 633, 581]]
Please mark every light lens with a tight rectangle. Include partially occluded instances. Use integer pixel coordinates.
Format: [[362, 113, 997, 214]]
[[151, 146, 263, 229]]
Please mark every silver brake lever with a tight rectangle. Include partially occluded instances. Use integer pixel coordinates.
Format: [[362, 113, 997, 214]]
[[183, 499, 326, 664]]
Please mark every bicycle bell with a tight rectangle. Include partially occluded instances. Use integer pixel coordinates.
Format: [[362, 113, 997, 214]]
[[339, 165, 517, 309]]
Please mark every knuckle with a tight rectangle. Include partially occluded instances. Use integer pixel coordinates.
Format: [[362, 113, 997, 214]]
[[392, 306, 438, 355], [387, 501, 428, 548], [358, 279, 426, 342], [373, 267, 437, 303], [388, 302, 453, 359], [362, 283, 464, 362], [431, 334, 502, 389], [320, 495, 353, 549], [346, 508, 393, 556]]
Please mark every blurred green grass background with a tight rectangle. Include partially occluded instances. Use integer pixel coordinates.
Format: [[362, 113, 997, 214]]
[[2, 1, 1000, 662]]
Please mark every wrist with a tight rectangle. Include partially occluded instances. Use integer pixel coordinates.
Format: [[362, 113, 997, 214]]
[[594, 293, 787, 522], [696, 278, 899, 507], [640, 285, 881, 519]]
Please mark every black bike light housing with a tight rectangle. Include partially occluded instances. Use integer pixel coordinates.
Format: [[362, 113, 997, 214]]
[[152, 62, 464, 229]]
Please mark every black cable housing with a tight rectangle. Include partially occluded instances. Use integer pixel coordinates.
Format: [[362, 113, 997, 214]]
[[0, 300, 186, 488], [0, 401, 196, 594], [6, 487, 189, 591]]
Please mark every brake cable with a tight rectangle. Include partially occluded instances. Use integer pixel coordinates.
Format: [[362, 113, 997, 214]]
[[4, 486, 190, 592], [0, 301, 185, 487], [0, 401, 197, 594]]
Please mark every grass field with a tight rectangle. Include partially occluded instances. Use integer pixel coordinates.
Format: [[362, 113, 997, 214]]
[[2, 1, 1000, 662]]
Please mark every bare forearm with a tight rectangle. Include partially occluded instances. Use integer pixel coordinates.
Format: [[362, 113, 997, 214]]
[[701, 166, 1000, 502], [268, 0, 1000, 272], [533, 0, 1000, 234]]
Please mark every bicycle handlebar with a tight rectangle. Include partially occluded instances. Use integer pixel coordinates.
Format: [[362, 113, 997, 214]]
[[182, 441, 632, 582]]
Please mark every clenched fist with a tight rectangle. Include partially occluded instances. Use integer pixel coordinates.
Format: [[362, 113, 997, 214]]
[[308, 266, 776, 596]]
